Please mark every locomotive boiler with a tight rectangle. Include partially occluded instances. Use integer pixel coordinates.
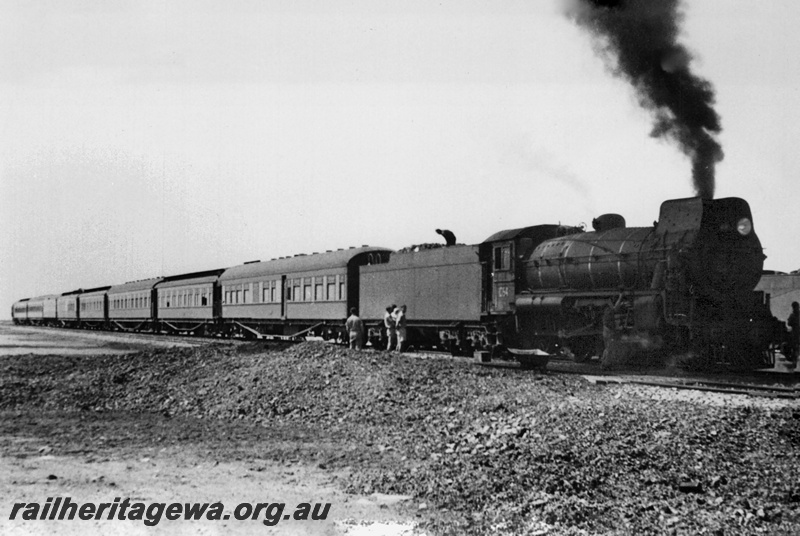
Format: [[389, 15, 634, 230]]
[[506, 197, 774, 369]]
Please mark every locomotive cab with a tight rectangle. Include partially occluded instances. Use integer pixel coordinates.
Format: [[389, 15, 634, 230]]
[[479, 225, 582, 316]]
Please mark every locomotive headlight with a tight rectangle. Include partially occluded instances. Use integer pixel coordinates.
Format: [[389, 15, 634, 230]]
[[737, 217, 752, 235]]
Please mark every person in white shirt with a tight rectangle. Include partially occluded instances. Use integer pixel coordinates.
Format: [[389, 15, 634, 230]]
[[383, 305, 396, 351], [345, 308, 364, 350], [394, 305, 407, 352]]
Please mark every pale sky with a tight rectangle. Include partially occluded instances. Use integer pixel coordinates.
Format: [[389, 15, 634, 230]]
[[2, 0, 800, 312]]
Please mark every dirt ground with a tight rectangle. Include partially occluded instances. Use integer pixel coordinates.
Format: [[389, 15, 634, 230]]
[[0, 324, 210, 356], [0, 412, 420, 536], [0, 325, 420, 536], [3, 323, 800, 535]]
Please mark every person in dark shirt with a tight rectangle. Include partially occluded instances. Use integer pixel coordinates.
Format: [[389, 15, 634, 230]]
[[601, 293, 624, 369], [787, 301, 800, 364], [436, 229, 456, 246]]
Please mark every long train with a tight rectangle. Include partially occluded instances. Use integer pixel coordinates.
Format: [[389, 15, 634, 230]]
[[11, 196, 779, 370]]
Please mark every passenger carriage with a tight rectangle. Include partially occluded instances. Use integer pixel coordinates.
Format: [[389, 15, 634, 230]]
[[57, 290, 82, 328], [23, 295, 59, 326], [78, 287, 110, 329], [108, 278, 162, 332], [11, 299, 29, 325], [218, 247, 391, 339], [155, 269, 225, 335]]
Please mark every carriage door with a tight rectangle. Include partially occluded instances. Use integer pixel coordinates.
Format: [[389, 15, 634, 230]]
[[280, 275, 287, 319], [491, 241, 515, 313]]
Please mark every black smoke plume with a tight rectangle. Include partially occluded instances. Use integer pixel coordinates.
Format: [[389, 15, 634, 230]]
[[566, 0, 722, 198]]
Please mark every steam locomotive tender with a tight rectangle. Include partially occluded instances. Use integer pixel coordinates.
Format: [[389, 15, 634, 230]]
[[11, 196, 776, 370]]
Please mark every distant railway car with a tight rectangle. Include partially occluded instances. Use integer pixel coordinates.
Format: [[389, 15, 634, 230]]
[[12, 299, 28, 324], [42, 295, 58, 325], [25, 296, 43, 324], [756, 273, 800, 322], [108, 278, 162, 332], [25, 295, 57, 325], [78, 287, 110, 328], [156, 270, 224, 335], [57, 290, 82, 328], [219, 247, 391, 339]]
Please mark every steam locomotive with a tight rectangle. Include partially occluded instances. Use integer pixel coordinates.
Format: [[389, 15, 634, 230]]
[[12, 196, 776, 370]]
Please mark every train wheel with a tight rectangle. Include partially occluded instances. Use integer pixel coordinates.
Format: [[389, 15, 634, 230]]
[[561, 338, 595, 363], [518, 355, 549, 371]]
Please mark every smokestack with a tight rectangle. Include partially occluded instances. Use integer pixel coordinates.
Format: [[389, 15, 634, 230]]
[[566, 0, 723, 198]]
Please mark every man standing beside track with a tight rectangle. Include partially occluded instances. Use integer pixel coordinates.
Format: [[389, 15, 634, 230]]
[[787, 301, 800, 365], [346, 308, 364, 350], [601, 293, 625, 369], [394, 305, 407, 352], [384, 305, 397, 351]]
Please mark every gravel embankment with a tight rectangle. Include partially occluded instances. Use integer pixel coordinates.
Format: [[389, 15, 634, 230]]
[[2, 342, 800, 535]]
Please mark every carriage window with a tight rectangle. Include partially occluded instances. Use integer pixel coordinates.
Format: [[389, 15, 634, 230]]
[[327, 282, 335, 301], [315, 283, 323, 301], [243, 288, 249, 303], [304, 284, 312, 301], [294, 284, 301, 301]]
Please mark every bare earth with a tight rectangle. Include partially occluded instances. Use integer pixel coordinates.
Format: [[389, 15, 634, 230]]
[[0, 325, 419, 536], [1, 450, 415, 536], [3, 322, 800, 535]]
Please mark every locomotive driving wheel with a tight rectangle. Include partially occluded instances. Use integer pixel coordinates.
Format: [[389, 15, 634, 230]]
[[561, 337, 596, 363]]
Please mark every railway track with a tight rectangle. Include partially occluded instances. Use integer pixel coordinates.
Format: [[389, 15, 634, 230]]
[[477, 354, 800, 399], [585, 376, 799, 399]]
